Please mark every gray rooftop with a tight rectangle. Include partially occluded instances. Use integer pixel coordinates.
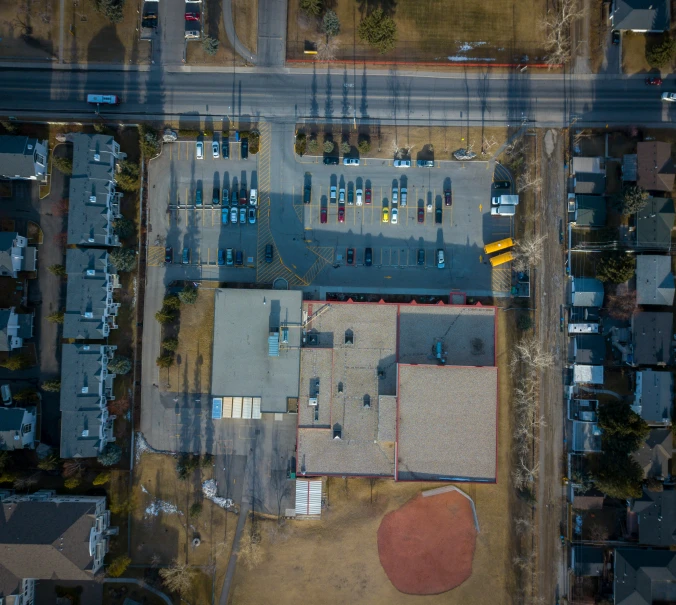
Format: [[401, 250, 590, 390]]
[[631, 489, 676, 546], [614, 548, 676, 605], [574, 335, 606, 365], [632, 312, 673, 366], [0, 308, 33, 353], [571, 545, 604, 577], [67, 134, 123, 247], [64, 248, 118, 340], [636, 370, 673, 424], [571, 421, 602, 452], [574, 173, 605, 195], [571, 277, 605, 307], [0, 408, 33, 451], [611, 0, 670, 30], [575, 195, 607, 227], [397, 365, 498, 482], [0, 135, 46, 179], [211, 289, 302, 413], [632, 428, 672, 479], [636, 197, 675, 250], [636, 255, 675, 306], [0, 233, 36, 277]]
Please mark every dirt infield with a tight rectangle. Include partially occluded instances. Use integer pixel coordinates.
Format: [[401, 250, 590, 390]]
[[377, 490, 477, 595]]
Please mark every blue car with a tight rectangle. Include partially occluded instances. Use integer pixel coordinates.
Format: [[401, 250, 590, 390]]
[[222, 206, 229, 225], [218, 249, 225, 265]]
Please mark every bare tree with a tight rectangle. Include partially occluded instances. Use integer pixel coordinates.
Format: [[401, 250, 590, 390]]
[[514, 516, 532, 536], [512, 337, 554, 371], [481, 134, 498, 155], [512, 552, 536, 571], [159, 561, 196, 597], [539, 0, 585, 69], [62, 459, 85, 479], [512, 234, 548, 272], [516, 160, 543, 194], [315, 37, 339, 62]]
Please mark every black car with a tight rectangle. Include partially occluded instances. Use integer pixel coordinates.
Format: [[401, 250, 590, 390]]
[[611, 30, 620, 45], [265, 244, 274, 263], [435, 207, 442, 224], [304, 186, 311, 204], [346, 248, 354, 265], [222, 138, 230, 159], [493, 180, 511, 190], [241, 138, 249, 160], [323, 156, 339, 166], [165, 247, 172, 263], [235, 250, 243, 266], [417, 248, 425, 266], [364, 247, 373, 267], [212, 187, 219, 205]]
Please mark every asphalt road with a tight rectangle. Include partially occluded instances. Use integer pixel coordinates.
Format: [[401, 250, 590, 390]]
[[0, 67, 673, 127]]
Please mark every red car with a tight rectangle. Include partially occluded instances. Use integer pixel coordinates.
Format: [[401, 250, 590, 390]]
[[185, 12, 200, 21], [320, 207, 327, 224], [365, 188, 371, 204], [338, 207, 345, 223], [444, 189, 452, 206], [646, 77, 663, 86], [418, 207, 424, 223]]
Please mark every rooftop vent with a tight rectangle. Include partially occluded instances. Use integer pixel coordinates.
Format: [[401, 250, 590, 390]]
[[81, 387, 89, 394], [86, 269, 96, 276], [333, 423, 342, 440], [89, 195, 96, 203], [83, 345, 90, 351], [94, 153, 100, 162], [88, 237, 95, 243], [84, 311, 94, 318], [344, 329, 354, 345], [363, 394, 371, 408], [27, 144, 33, 150], [81, 430, 89, 437], [306, 330, 318, 346]]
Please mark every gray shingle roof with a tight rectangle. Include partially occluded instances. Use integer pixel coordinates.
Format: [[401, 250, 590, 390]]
[[637, 142, 675, 191], [574, 173, 605, 194], [0, 233, 36, 277], [575, 195, 607, 227], [574, 335, 606, 364], [632, 312, 673, 365], [0, 408, 32, 451], [635, 370, 673, 424], [0, 308, 33, 352], [631, 489, 676, 546], [611, 0, 670, 30], [0, 136, 46, 179], [571, 277, 605, 307], [614, 548, 676, 605], [636, 255, 675, 306], [632, 428, 672, 479], [636, 197, 675, 250]]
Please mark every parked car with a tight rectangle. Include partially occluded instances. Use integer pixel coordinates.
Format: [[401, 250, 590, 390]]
[[304, 186, 311, 204], [239, 187, 247, 205], [221, 207, 229, 225], [418, 207, 424, 223], [435, 207, 442, 224], [196, 141, 203, 159], [185, 11, 200, 20], [230, 206, 238, 223], [241, 138, 249, 159], [492, 180, 510, 190], [356, 189, 363, 206], [248, 207, 257, 224], [392, 186, 398, 205], [182, 247, 190, 264], [338, 207, 345, 223], [222, 138, 230, 159], [323, 156, 339, 165], [382, 207, 389, 223], [235, 250, 243, 266], [239, 207, 247, 224], [343, 157, 360, 166], [212, 188, 219, 205], [346, 248, 355, 265], [365, 188, 372, 204], [364, 247, 373, 266], [347, 188, 354, 205], [417, 248, 425, 265], [218, 249, 225, 265], [393, 159, 411, 168], [417, 159, 434, 168], [611, 30, 620, 45], [249, 189, 257, 206], [427, 201, 433, 213], [400, 188, 407, 207], [226, 248, 234, 266], [195, 189, 202, 207], [165, 247, 172, 263], [662, 92, 676, 102], [320, 207, 328, 223], [436, 248, 445, 269], [212, 141, 219, 158], [330, 186, 337, 203], [231, 190, 238, 205], [391, 207, 398, 224], [339, 187, 345, 204], [222, 188, 230, 206], [646, 77, 663, 86], [444, 189, 452, 206], [265, 244, 273, 263]]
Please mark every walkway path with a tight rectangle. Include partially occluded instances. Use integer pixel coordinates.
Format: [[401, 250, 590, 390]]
[[222, 0, 257, 64], [257, 0, 288, 67], [218, 503, 250, 604], [104, 578, 173, 605]]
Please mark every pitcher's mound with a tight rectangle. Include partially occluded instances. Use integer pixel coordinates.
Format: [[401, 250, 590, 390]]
[[377, 490, 477, 595]]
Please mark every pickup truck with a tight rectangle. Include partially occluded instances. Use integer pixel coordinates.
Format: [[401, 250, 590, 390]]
[[249, 188, 258, 206], [330, 186, 337, 203]]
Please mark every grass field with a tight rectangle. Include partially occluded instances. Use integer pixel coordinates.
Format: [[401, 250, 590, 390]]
[[287, 0, 547, 63], [233, 0, 257, 55], [130, 452, 235, 603], [0, 0, 59, 60]]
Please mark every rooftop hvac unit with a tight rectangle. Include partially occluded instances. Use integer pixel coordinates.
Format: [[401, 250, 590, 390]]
[[89, 195, 96, 203], [86, 269, 96, 276], [81, 387, 89, 394], [309, 398, 318, 407], [94, 153, 100, 162]]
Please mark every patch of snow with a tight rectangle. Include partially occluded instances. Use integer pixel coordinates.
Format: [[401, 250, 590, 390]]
[[141, 485, 150, 494], [202, 479, 234, 509], [145, 499, 183, 518], [135, 432, 175, 463], [447, 56, 496, 62]]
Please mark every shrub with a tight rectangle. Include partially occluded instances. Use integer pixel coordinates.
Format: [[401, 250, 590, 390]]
[[248, 131, 260, 155], [139, 124, 160, 158], [357, 139, 371, 154], [358, 8, 397, 54], [98, 444, 123, 467], [646, 34, 676, 67], [48, 264, 66, 277], [517, 314, 532, 331], [93, 471, 111, 486], [64, 477, 81, 489], [155, 308, 176, 324], [189, 502, 203, 518], [295, 133, 307, 156], [322, 10, 340, 37], [156, 355, 174, 369], [13, 388, 38, 403], [163, 337, 179, 352], [202, 36, 220, 56], [92, 0, 125, 24], [37, 454, 58, 471], [107, 555, 132, 578], [340, 141, 351, 154], [41, 379, 61, 392], [115, 161, 140, 192], [614, 185, 649, 215], [178, 285, 198, 305], [109, 247, 137, 272], [52, 156, 72, 175], [323, 140, 334, 154], [0, 354, 32, 371], [176, 454, 200, 480], [300, 0, 322, 17], [108, 355, 132, 375], [163, 294, 181, 310], [596, 253, 635, 284], [307, 138, 319, 154], [113, 216, 136, 240], [46, 311, 64, 324], [108, 396, 130, 417]]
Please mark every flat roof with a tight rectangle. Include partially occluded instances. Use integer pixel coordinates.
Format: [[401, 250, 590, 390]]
[[397, 365, 498, 482], [211, 289, 302, 413]]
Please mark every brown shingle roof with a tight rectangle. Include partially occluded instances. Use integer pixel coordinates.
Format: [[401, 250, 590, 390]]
[[637, 142, 675, 192]]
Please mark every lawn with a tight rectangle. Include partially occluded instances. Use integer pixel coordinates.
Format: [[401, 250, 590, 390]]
[[287, 0, 547, 63], [0, 0, 59, 61], [621, 32, 669, 75], [233, 0, 257, 55]]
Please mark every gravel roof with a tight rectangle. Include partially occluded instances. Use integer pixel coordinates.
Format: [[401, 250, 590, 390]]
[[378, 396, 397, 442], [397, 365, 498, 481], [398, 305, 496, 367]]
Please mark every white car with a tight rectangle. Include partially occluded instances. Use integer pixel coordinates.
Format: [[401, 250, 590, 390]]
[[196, 141, 204, 159], [393, 159, 411, 168], [212, 141, 219, 158], [662, 92, 676, 102], [391, 208, 398, 224], [427, 201, 433, 213], [392, 187, 398, 205], [339, 187, 345, 204], [356, 189, 363, 206]]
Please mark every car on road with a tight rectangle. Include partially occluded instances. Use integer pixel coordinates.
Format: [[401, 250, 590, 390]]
[[185, 11, 200, 20], [230, 206, 238, 223], [323, 156, 339, 165], [235, 250, 243, 266], [392, 186, 398, 205], [222, 188, 230, 206], [347, 188, 354, 205], [417, 249, 425, 265], [239, 207, 247, 224], [356, 189, 362, 206], [222, 139, 230, 159], [231, 190, 238, 205], [662, 92, 676, 102], [182, 247, 190, 264], [241, 138, 249, 159], [196, 141, 203, 159], [320, 207, 327, 223], [435, 207, 442, 224], [195, 189, 202, 207], [646, 77, 663, 86], [338, 207, 345, 222], [436, 248, 445, 269], [382, 207, 389, 223], [493, 180, 510, 190], [391, 207, 398, 224], [212, 141, 219, 158], [304, 186, 311, 204], [221, 207, 229, 224], [365, 188, 371, 204], [364, 247, 373, 266], [218, 249, 225, 265], [343, 157, 360, 166], [239, 187, 247, 205], [444, 189, 452, 206], [226, 248, 234, 266], [418, 207, 424, 223], [265, 244, 273, 263], [400, 188, 407, 207], [417, 159, 434, 168], [346, 248, 355, 265], [393, 159, 411, 168], [339, 187, 345, 204], [165, 247, 172, 263], [212, 188, 219, 205], [330, 186, 337, 203], [611, 30, 620, 45], [248, 207, 257, 224]]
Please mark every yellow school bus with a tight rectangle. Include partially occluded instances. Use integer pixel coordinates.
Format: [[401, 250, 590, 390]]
[[489, 251, 514, 267], [483, 238, 514, 255]]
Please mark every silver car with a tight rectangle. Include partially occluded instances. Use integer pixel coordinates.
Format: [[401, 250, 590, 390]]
[[239, 207, 247, 224]]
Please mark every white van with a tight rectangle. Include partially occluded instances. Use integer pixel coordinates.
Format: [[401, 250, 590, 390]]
[[491, 205, 516, 216], [492, 194, 519, 206]]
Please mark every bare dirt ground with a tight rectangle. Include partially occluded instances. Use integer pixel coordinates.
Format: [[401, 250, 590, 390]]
[[187, 0, 243, 66], [0, 0, 59, 60], [131, 452, 235, 604]]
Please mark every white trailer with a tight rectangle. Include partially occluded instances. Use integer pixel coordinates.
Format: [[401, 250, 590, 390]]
[[242, 397, 253, 419], [222, 396, 233, 418], [252, 397, 262, 419], [232, 396, 243, 419]]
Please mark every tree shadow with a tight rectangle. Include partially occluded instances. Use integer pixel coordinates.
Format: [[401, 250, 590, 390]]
[[355, 0, 397, 17]]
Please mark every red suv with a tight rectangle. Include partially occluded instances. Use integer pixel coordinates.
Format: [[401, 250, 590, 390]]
[[338, 207, 345, 223], [365, 188, 372, 204], [417, 207, 424, 223]]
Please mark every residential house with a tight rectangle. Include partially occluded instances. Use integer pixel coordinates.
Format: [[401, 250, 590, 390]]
[[630, 489, 676, 546], [571, 545, 605, 576], [63, 248, 120, 340], [623, 153, 638, 181], [0, 490, 117, 604], [571, 420, 602, 452], [59, 343, 116, 459], [633, 428, 672, 480], [637, 141, 675, 192], [571, 277, 605, 307], [573, 195, 607, 228], [633, 369, 673, 425], [0, 307, 33, 352], [67, 134, 125, 248], [573, 365, 604, 385], [0, 233, 36, 278], [636, 255, 675, 306], [0, 407, 36, 451], [573, 157, 606, 194], [636, 197, 675, 250], [573, 157, 605, 175], [0, 135, 48, 180], [614, 548, 676, 604], [567, 398, 599, 422], [610, 0, 671, 31], [573, 335, 606, 365], [632, 312, 673, 366]]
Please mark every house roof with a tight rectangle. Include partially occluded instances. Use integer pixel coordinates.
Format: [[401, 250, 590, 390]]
[[571, 277, 605, 307], [574, 335, 606, 364], [612, 0, 671, 31], [0, 408, 33, 452], [0, 136, 41, 179], [631, 489, 676, 546], [0, 310, 11, 353], [573, 157, 604, 174], [573, 365, 604, 384], [636, 370, 673, 424], [636, 255, 675, 306], [638, 142, 675, 191], [572, 545, 604, 576], [632, 428, 672, 479], [632, 312, 673, 365], [636, 197, 675, 250], [623, 153, 638, 181], [575, 195, 607, 227], [571, 421, 602, 452], [574, 173, 606, 195], [614, 548, 676, 605]]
